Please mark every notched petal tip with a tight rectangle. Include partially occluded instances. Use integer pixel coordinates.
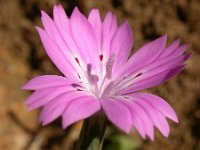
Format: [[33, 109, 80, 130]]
[[62, 98, 101, 129], [122, 20, 129, 26], [54, 3, 63, 8], [160, 34, 167, 44], [71, 6, 81, 17], [103, 11, 114, 22], [89, 8, 100, 15], [175, 38, 181, 42], [27, 105, 35, 111], [153, 34, 167, 47], [41, 120, 49, 126], [21, 85, 27, 90], [181, 44, 189, 50], [41, 10, 48, 18], [149, 135, 155, 141], [71, 7, 88, 24], [53, 4, 61, 13], [190, 51, 194, 57], [123, 127, 132, 134], [21, 83, 32, 90], [120, 20, 132, 33], [172, 116, 179, 123], [25, 105, 34, 112], [101, 100, 132, 134], [88, 8, 102, 22], [184, 53, 193, 61], [53, 3, 67, 18], [61, 120, 67, 129], [35, 26, 44, 33], [162, 34, 167, 39]]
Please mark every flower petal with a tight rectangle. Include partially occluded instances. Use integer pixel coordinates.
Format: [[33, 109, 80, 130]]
[[22, 75, 73, 90], [39, 91, 88, 125], [102, 12, 117, 61], [53, 4, 70, 29], [115, 35, 167, 78], [116, 52, 190, 95], [36, 27, 78, 80], [129, 93, 178, 123], [133, 97, 170, 137], [53, 5, 86, 68], [27, 87, 75, 111], [24, 89, 52, 104], [140, 54, 191, 74], [101, 99, 132, 133], [160, 39, 180, 58], [42, 103, 66, 126], [88, 9, 102, 51], [41, 11, 81, 77], [161, 40, 188, 59], [62, 97, 101, 128], [122, 65, 185, 93], [119, 99, 154, 140], [170, 44, 188, 58], [111, 21, 133, 69], [70, 7, 99, 70]]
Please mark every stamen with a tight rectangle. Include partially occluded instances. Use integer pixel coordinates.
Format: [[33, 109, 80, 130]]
[[106, 54, 115, 79], [77, 89, 83, 91], [77, 74, 81, 79], [134, 72, 143, 78], [71, 83, 82, 88], [99, 54, 103, 61], [124, 96, 130, 99], [74, 57, 80, 66], [71, 83, 84, 91], [89, 75, 99, 84], [108, 72, 143, 97], [87, 64, 99, 85], [87, 64, 92, 73]]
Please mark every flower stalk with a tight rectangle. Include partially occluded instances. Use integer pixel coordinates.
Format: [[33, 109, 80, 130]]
[[75, 111, 107, 150]]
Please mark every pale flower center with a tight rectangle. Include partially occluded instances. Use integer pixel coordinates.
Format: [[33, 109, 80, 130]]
[[85, 55, 116, 99], [73, 54, 143, 99]]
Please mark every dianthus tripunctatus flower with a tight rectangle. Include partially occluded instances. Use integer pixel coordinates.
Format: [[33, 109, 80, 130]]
[[22, 4, 191, 141]]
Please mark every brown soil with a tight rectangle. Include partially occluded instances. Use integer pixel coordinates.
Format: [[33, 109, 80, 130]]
[[0, 0, 199, 150]]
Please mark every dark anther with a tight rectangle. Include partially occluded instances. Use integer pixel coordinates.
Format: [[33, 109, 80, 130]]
[[99, 54, 103, 61], [77, 74, 81, 79], [135, 72, 143, 78], [75, 57, 80, 65], [127, 82, 134, 87], [77, 89, 83, 91], [71, 83, 82, 88], [124, 96, 130, 99]]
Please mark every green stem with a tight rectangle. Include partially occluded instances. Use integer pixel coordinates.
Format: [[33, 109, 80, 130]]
[[75, 111, 107, 150]]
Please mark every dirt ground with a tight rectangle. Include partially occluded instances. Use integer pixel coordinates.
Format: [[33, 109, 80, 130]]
[[0, 0, 199, 150]]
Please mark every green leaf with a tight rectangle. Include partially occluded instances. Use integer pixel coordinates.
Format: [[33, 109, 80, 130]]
[[105, 134, 136, 150]]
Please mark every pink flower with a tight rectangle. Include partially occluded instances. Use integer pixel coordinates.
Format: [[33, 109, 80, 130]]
[[22, 4, 191, 141]]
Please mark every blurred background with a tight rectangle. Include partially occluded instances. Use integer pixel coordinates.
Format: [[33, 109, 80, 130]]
[[0, 0, 199, 150]]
